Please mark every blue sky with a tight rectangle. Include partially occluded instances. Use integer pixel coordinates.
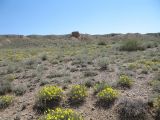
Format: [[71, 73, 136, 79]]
[[0, 0, 160, 35]]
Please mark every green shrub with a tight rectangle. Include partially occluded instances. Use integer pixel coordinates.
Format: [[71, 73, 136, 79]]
[[154, 96, 160, 109], [5, 74, 16, 82], [24, 58, 36, 69], [35, 86, 63, 111], [97, 57, 108, 70], [12, 85, 26, 96], [69, 85, 87, 104], [94, 82, 109, 94], [6, 64, 20, 74], [98, 41, 106, 45], [0, 80, 12, 95], [154, 72, 160, 81], [153, 96, 160, 119], [97, 87, 118, 103], [152, 81, 160, 93], [118, 75, 133, 88], [84, 71, 98, 77], [39, 53, 48, 61], [84, 80, 94, 88], [118, 98, 147, 120], [0, 95, 13, 109], [120, 40, 145, 51], [39, 108, 83, 120]]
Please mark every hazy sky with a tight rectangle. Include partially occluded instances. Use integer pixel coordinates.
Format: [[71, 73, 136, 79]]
[[0, 0, 160, 35]]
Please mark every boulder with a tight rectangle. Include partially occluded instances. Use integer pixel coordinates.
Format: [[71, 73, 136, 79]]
[[71, 31, 80, 38]]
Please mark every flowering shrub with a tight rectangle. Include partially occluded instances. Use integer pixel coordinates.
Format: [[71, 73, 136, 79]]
[[154, 96, 160, 110], [94, 82, 109, 94], [69, 85, 87, 103], [35, 86, 63, 111], [0, 95, 13, 109], [38, 86, 63, 101], [40, 108, 83, 120], [118, 75, 133, 88], [154, 96, 160, 119], [97, 87, 118, 103]]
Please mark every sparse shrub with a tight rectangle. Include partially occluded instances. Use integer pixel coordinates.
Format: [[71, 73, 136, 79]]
[[72, 54, 92, 66], [141, 69, 148, 74], [70, 67, 78, 72], [24, 58, 36, 69], [0, 80, 12, 95], [154, 72, 160, 81], [152, 65, 159, 71], [118, 98, 147, 120], [118, 75, 133, 88], [84, 80, 94, 88], [98, 41, 106, 45], [120, 40, 145, 51], [6, 64, 19, 74], [97, 87, 118, 104], [69, 85, 87, 104], [39, 53, 48, 61], [153, 96, 160, 109], [39, 108, 83, 120], [12, 85, 26, 96], [150, 79, 160, 93], [128, 63, 138, 70], [153, 96, 160, 119], [49, 58, 59, 65], [40, 79, 50, 86], [97, 57, 108, 70], [46, 71, 67, 79], [150, 73, 160, 87], [35, 86, 63, 111], [5, 74, 16, 82], [0, 95, 13, 109], [94, 82, 109, 94], [63, 77, 72, 84], [84, 71, 98, 77]]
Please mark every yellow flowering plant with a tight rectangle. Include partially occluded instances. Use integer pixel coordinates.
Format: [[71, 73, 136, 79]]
[[69, 85, 87, 103], [118, 75, 133, 88], [97, 87, 118, 103], [0, 95, 13, 109], [39, 108, 83, 120], [35, 86, 63, 111]]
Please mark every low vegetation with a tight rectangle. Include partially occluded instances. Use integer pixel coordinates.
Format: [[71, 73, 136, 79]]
[[97, 87, 118, 105], [94, 82, 110, 94], [118, 98, 147, 120], [69, 85, 87, 104], [35, 86, 63, 111], [12, 85, 26, 96], [39, 108, 83, 120], [120, 40, 145, 51], [0, 79, 12, 95], [0, 34, 159, 119], [0, 95, 13, 109], [118, 75, 133, 88]]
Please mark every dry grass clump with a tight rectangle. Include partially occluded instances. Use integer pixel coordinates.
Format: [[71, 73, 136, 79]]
[[118, 98, 147, 120]]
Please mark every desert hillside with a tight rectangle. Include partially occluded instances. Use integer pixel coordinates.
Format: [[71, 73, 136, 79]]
[[0, 33, 160, 120]]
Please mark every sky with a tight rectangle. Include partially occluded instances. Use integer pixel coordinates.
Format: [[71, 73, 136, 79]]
[[0, 0, 160, 35]]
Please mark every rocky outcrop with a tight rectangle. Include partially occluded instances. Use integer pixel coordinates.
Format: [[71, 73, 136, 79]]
[[71, 31, 80, 38]]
